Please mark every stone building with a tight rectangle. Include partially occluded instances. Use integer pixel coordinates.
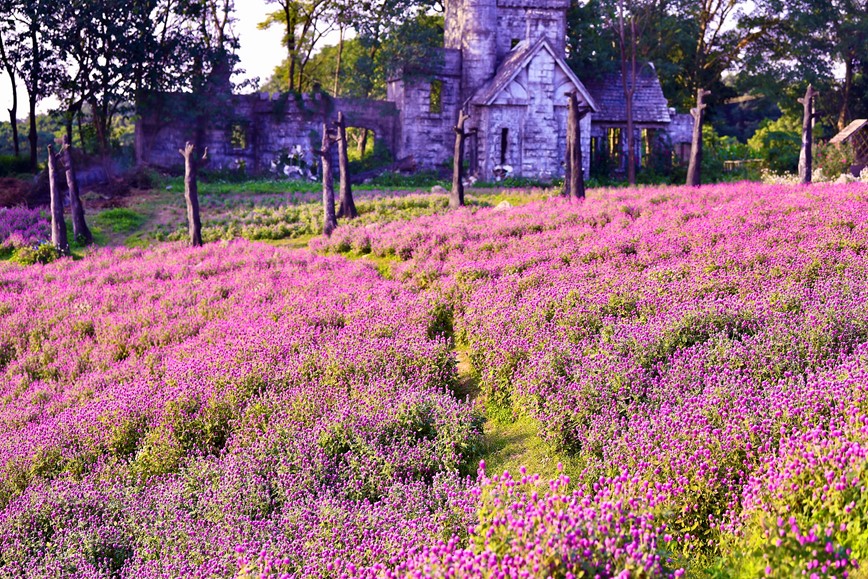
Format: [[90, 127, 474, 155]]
[[583, 65, 692, 174], [136, 0, 688, 181], [387, 0, 599, 180]]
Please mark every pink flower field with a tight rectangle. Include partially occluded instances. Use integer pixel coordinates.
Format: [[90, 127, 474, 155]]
[[3, 182, 868, 577]]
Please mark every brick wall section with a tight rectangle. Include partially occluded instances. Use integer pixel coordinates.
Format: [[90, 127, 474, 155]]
[[137, 93, 399, 173], [387, 50, 462, 169]]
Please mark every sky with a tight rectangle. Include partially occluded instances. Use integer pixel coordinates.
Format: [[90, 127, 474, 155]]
[[0, 1, 287, 117]]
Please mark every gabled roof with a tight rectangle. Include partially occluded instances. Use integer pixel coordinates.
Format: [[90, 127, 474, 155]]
[[582, 64, 671, 124], [469, 38, 598, 111], [830, 119, 868, 144]]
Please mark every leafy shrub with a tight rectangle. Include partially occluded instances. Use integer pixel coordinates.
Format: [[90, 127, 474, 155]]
[[815, 141, 856, 178], [748, 116, 801, 174], [0, 154, 30, 177], [11, 242, 59, 265]]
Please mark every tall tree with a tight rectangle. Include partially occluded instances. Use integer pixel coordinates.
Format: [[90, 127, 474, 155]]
[[609, 0, 648, 185], [259, 0, 334, 93], [5, 0, 63, 171], [0, 10, 20, 157], [740, 0, 868, 130]]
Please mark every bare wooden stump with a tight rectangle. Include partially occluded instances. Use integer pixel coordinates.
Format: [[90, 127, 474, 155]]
[[61, 135, 92, 245], [566, 92, 592, 202], [178, 141, 208, 247], [335, 112, 358, 219], [47, 145, 69, 256], [451, 110, 470, 209], [686, 88, 711, 187], [319, 123, 338, 236], [798, 84, 819, 184]]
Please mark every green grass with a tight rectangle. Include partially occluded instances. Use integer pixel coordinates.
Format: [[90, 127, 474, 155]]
[[452, 349, 583, 485], [263, 234, 317, 250], [95, 208, 147, 234], [160, 175, 452, 196]]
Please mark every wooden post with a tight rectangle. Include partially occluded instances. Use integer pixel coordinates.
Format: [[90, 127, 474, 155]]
[[335, 112, 358, 219], [798, 84, 818, 184], [686, 88, 711, 187], [47, 145, 69, 256], [178, 141, 208, 247], [319, 123, 338, 236], [567, 92, 592, 202], [61, 134, 92, 244], [451, 110, 470, 209], [564, 98, 574, 198]]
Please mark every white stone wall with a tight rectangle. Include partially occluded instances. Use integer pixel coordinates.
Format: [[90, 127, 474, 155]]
[[470, 48, 591, 181]]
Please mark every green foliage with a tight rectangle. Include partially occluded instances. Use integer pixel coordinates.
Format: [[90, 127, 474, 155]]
[[731, 429, 868, 577], [348, 134, 393, 173], [95, 208, 147, 234], [365, 170, 444, 189], [748, 116, 802, 174], [0, 154, 30, 177], [703, 125, 756, 182], [10, 243, 60, 265]]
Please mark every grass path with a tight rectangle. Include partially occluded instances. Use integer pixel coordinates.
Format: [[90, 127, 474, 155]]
[[454, 350, 583, 483]]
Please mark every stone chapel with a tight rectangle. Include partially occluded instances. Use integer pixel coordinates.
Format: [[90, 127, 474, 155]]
[[387, 0, 597, 180]]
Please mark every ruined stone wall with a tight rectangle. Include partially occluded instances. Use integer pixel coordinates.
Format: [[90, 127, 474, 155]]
[[137, 92, 399, 173], [388, 50, 462, 169]]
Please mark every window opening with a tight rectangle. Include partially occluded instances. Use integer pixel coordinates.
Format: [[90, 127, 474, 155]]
[[429, 80, 443, 114], [230, 123, 248, 150], [500, 128, 509, 165]]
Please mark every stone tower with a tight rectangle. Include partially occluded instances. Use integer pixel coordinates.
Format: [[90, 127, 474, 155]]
[[445, 0, 497, 99]]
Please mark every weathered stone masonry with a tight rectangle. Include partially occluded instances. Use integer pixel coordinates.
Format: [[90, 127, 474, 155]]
[[136, 0, 691, 181]]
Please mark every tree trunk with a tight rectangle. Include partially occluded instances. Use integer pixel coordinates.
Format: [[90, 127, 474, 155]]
[[618, 14, 637, 186], [179, 141, 207, 246], [62, 134, 92, 245], [335, 112, 357, 219], [567, 92, 589, 202], [837, 57, 853, 132], [47, 145, 69, 256], [686, 88, 710, 186], [0, 33, 19, 156], [451, 110, 469, 209], [625, 87, 636, 185], [798, 84, 818, 184], [77, 112, 86, 155], [285, 5, 296, 93], [27, 25, 39, 173], [28, 96, 38, 172], [564, 110, 572, 198], [320, 123, 338, 236], [358, 128, 369, 158]]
